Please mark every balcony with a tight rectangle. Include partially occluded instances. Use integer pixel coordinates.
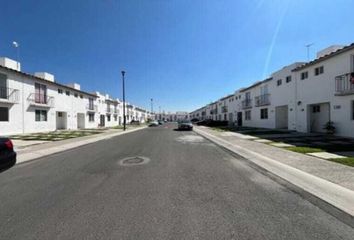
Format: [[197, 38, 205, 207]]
[[28, 93, 54, 107], [255, 94, 271, 107], [242, 99, 252, 109], [0, 87, 19, 104], [335, 73, 354, 95], [86, 104, 98, 112]]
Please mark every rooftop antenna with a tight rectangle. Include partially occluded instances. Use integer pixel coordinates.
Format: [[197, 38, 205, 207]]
[[305, 43, 314, 61]]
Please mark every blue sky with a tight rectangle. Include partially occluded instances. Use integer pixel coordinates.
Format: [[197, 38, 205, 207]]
[[1, 0, 354, 112]]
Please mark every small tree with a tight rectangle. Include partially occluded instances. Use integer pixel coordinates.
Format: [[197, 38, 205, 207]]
[[323, 121, 335, 135]]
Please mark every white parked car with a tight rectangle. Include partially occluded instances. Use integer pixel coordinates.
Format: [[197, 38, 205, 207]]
[[148, 121, 159, 127]]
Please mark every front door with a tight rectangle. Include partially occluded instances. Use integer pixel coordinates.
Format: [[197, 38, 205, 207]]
[[237, 112, 242, 126], [100, 114, 105, 127]]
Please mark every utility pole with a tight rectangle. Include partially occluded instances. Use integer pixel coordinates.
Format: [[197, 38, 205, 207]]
[[150, 98, 154, 118], [305, 43, 314, 61], [121, 71, 126, 131]]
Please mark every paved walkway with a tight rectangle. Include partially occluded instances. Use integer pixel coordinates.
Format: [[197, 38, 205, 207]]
[[195, 126, 354, 191], [15, 127, 147, 164]]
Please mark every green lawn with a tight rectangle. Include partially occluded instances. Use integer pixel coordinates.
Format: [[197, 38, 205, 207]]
[[328, 157, 354, 167], [10, 130, 104, 141], [285, 146, 324, 154]]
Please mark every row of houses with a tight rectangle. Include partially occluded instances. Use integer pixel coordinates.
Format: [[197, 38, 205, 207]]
[[190, 44, 354, 138], [0, 57, 154, 135], [157, 111, 189, 122]]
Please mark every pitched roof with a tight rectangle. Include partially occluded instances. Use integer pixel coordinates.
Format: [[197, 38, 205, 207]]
[[239, 77, 273, 92], [292, 43, 354, 71]]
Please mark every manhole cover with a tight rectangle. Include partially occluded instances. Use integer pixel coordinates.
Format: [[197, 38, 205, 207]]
[[119, 156, 150, 166]]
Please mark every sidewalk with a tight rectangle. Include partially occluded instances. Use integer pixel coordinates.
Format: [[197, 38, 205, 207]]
[[15, 126, 147, 164], [194, 126, 354, 221]]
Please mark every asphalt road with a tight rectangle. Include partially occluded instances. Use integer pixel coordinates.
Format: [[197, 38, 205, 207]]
[[0, 123, 353, 240]]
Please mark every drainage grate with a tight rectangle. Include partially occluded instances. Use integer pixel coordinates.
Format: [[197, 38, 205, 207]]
[[119, 156, 150, 166]]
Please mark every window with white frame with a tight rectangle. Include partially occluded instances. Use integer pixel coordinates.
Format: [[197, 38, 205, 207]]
[[301, 71, 308, 80], [35, 110, 47, 121], [245, 110, 251, 120], [314, 66, 324, 76], [260, 108, 268, 119], [286, 76, 292, 83], [88, 113, 95, 122]]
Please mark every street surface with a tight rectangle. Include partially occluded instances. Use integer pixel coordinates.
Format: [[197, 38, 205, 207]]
[[0, 123, 353, 239]]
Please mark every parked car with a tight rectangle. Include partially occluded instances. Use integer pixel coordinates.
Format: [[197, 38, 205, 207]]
[[158, 120, 164, 125], [149, 121, 159, 127], [196, 119, 228, 127], [178, 120, 193, 130], [0, 138, 16, 169], [130, 120, 140, 125]]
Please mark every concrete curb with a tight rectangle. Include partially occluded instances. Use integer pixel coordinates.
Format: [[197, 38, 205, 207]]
[[16, 126, 147, 165], [194, 127, 354, 226]]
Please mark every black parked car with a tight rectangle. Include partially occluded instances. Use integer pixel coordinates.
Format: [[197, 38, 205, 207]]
[[0, 137, 16, 169]]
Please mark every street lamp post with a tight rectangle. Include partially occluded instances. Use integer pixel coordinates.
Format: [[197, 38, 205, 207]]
[[121, 71, 126, 131], [12, 41, 20, 70], [150, 98, 153, 119]]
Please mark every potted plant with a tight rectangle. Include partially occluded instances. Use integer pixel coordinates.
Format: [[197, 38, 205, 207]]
[[323, 121, 335, 135]]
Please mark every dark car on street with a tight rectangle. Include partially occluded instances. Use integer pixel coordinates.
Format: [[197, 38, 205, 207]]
[[178, 120, 193, 130], [0, 137, 16, 170]]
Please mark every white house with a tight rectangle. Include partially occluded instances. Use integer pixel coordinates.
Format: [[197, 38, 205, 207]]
[[190, 43, 354, 138], [293, 44, 354, 137], [0, 57, 151, 135], [0, 57, 98, 135]]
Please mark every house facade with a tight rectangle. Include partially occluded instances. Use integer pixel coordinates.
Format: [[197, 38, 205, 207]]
[[0, 57, 151, 135], [190, 43, 354, 138]]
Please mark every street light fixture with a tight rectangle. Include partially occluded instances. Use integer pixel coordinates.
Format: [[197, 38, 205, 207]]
[[121, 71, 126, 131]]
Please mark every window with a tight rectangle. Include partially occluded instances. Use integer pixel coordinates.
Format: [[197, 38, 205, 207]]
[[80, 94, 83, 99], [65, 90, 70, 96], [35, 83, 47, 104], [277, 79, 282, 86], [74, 93, 78, 98], [315, 66, 324, 76], [58, 112, 63, 117], [301, 71, 308, 80], [114, 115, 117, 121], [312, 105, 320, 113], [35, 110, 47, 121], [245, 92, 251, 100], [260, 108, 268, 119], [0, 107, 9, 121], [88, 113, 95, 122], [245, 110, 251, 120], [107, 115, 111, 122], [286, 76, 292, 83], [58, 89, 63, 94], [352, 101, 354, 120]]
